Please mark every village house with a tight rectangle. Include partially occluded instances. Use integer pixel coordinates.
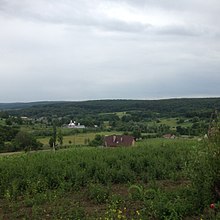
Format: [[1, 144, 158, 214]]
[[162, 134, 176, 139], [104, 135, 135, 147]]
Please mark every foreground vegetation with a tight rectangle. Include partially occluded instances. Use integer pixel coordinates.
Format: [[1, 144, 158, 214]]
[[0, 99, 220, 219], [0, 138, 220, 219]]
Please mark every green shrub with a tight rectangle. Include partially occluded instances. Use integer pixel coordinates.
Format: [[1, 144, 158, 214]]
[[87, 183, 110, 204], [189, 126, 220, 214]]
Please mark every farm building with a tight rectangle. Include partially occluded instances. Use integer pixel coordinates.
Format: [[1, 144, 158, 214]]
[[163, 134, 176, 139], [104, 135, 135, 147]]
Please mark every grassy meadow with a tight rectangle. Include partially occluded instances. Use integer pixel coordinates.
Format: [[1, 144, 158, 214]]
[[38, 131, 122, 146], [157, 118, 192, 129]]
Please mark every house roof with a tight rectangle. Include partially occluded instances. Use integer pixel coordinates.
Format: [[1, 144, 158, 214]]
[[104, 135, 135, 147], [163, 134, 175, 139]]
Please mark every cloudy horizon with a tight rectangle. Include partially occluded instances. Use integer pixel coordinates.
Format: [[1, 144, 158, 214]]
[[0, 0, 220, 102]]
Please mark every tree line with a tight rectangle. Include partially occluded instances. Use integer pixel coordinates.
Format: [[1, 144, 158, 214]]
[[5, 98, 220, 118]]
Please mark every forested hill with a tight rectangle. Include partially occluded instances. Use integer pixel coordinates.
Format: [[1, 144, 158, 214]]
[[0, 101, 60, 110], [2, 98, 220, 118]]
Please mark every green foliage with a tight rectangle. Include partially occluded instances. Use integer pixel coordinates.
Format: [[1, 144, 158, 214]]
[[57, 129, 63, 146], [189, 126, 220, 214], [128, 184, 145, 200], [52, 124, 57, 145], [0, 125, 19, 142], [49, 137, 55, 148], [87, 183, 110, 204], [0, 138, 4, 151], [7, 98, 220, 119], [0, 100, 212, 143], [4, 98, 218, 136], [0, 138, 219, 219], [49, 124, 57, 150], [128, 184, 195, 219], [5, 118, 12, 125], [13, 131, 43, 151], [0, 111, 9, 119], [89, 134, 104, 146], [0, 140, 192, 198], [132, 129, 141, 139], [142, 187, 195, 219], [177, 118, 185, 124]]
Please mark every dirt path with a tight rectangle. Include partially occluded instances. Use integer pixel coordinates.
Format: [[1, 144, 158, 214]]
[[0, 149, 52, 157], [0, 151, 24, 157]]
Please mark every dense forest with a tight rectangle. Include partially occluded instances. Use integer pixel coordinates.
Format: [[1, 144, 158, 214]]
[[2, 98, 220, 118]]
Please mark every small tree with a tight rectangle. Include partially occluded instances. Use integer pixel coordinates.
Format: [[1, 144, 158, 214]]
[[50, 123, 57, 152], [57, 129, 63, 146], [13, 131, 42, 152], [5, 118, 12, 126], [0, 111, 9, 119], [89, 135, 103, 147], [49, 137, 55, 148], [0, 137, 5, 152], [132, 129, 141, 140]]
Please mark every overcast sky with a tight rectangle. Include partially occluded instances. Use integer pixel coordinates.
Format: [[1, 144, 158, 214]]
[[0, 0, 220, 102]]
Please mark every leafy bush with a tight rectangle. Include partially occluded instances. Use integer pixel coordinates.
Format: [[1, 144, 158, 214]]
[[189, 126, 220, 213], [0, 125, 19, 142], [13, 131, 43, 151], [87, 183, 110, 204], [89, 134, 104, 146]]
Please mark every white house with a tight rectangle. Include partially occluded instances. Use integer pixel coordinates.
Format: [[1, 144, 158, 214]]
[[68, 120, 85, 129]]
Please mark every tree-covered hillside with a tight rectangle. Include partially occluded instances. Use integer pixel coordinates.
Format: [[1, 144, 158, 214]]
[[3, 98, 220, 118], [0, 101, 60, 110]]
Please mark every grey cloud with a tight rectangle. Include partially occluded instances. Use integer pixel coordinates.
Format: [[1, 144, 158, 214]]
[[0, 0, 220, 102], [153, 25, 206, 37], [112, 0, 220, 12], [1, 0, 219, 37], [0, 0, 152, 33]]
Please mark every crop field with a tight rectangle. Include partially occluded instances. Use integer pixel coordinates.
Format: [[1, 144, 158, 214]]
[[1, 138, 219, 219]]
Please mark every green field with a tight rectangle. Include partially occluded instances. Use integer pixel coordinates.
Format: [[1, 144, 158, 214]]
[[38, 131, 122, 146], [115, 111, 127, 118], [158, 118, 177, 128], [99, 111, 127, 118], [157, 118, 193, 129], [0, 138, 218, 219]]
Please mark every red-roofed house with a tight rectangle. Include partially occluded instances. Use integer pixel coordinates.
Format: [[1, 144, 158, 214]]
[[162, 134, 176, 139], [104, 135, 135, 147]]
